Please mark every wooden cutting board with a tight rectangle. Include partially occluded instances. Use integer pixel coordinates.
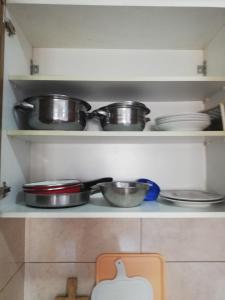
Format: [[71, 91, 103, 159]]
[[55, 278, 89, 300], [95, 253, 165, 300]]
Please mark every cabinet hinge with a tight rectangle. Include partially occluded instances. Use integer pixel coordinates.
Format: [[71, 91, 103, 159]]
[[0, 182, 10, 200], [197, 60, 207, 76], [30, 60, 39, 75], [5, 19, 16, 36]]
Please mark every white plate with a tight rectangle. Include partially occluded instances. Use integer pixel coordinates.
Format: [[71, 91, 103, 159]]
[[160, 190, 225, 201], [156, 113, 209, 122], [155, 121, 210, 131], [160, 197, 225, 207], [156, 116, 210, 125]]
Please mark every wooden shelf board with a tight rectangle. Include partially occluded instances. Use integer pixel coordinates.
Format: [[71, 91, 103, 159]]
[[1, 197, 225, 218], [9, 76, 225, 101], [7, 130, 225, 144], [7, 0, 225, 8]]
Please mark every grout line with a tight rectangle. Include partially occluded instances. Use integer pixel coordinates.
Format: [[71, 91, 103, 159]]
[[0, 263, 25, 293], [167, 261, 225, 263], [24, 261, 96, 264], [140, 218, 143, 252], [23, 261, 225, 264]]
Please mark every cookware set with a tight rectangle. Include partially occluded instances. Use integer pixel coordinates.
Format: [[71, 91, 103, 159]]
[[23, 178, 160, 208], [15, 95, 151, 131], [14, 94, 212, 131]]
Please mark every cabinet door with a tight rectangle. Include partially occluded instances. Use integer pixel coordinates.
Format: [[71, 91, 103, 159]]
[[0, 0, 4, 120], [0, 1, 10, 200]]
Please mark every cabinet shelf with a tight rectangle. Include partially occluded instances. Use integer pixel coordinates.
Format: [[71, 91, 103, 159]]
[[1, 197, 225, 218], [7, 4, 225, 49], [7, 130, 225, 144], [7, 0, 225, 7], [9, 76, 225, 101]]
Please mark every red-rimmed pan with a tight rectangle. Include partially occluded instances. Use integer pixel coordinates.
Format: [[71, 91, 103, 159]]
[[24, 177, 113, 208], [23, 178, 111, 194]]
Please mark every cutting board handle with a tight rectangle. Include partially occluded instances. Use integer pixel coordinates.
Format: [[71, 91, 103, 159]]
[[115, 259, 128, 279]]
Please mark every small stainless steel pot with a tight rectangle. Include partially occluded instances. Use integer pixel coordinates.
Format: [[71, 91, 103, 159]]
[[91, 101, 150, 131], [95, 181, 149, 207], [15, 94, 91, 130]]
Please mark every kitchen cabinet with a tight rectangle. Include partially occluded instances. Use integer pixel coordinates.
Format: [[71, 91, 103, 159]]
[[1, 1, 225, 300], [1, 0, 225, 217]]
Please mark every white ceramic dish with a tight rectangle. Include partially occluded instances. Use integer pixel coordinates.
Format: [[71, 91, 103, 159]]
[[160, 190, 224, 201], [160, 197, 225, 207], [155, 120, 210, 131], [155, 113, 210, 123]]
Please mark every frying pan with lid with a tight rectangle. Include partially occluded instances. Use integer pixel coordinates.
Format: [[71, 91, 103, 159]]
[[24, 177, 113, 208]]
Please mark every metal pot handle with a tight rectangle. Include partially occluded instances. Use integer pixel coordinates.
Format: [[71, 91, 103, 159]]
[[145, 117, 150, 123], [83, 177, 113, 190], [14, 102, 34, 111], [90, 184, 101, 195], [90, 109, 108, 119]]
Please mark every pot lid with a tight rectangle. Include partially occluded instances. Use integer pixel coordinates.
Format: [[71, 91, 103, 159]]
[[99, 101, 150, 114], [23, 179, 80, 189], [24, 94, 92, 111]]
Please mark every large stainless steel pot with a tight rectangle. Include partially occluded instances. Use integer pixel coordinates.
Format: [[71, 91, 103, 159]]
[[15, 94, 91, 130], [91, 101, 150, 131]]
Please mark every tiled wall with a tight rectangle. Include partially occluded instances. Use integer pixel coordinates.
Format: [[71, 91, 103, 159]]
[[0, 218, 25, 300], [24, 218, 225, 300]]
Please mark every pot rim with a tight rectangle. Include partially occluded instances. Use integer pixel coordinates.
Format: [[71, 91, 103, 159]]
[[96, 101, 150, 114], [23, 94, 92, 111]]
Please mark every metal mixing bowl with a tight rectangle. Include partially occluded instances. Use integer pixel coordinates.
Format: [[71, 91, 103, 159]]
[[97, 181, 149, 208]]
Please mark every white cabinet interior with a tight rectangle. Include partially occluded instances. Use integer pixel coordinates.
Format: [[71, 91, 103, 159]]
[[2, 2, 225, 300], [1, 2, 225, 216]]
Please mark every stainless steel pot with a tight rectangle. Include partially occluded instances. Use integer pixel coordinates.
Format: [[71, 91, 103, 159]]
[[95, 181, 149, 207], [24, 177, 113, 208], [91, 101, 150, 131], [15, 94, 91, 130]]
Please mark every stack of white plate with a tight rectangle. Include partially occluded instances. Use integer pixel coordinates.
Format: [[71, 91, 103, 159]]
[[160, 190, 225, 207], [155, 113, 211, 131]]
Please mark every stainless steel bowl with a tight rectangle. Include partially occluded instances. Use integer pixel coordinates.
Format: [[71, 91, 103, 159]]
[[91, 101, 150, 131], [97, 181, 149, 207], [14, 94, 91, 130]]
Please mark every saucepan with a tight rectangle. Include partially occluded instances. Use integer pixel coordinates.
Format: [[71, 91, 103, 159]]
[[24, 177, 113, 208], [90, 101, 150, 131], [93, 181, 149, 208], [14, 94, 91, 131]]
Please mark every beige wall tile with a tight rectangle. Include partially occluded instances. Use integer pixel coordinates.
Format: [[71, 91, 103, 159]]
[[27, 219, 141, 262], [167, 262, 225, 300], [25, 263, 95, 300], [142, 219, 225, 261], [0, 219, 25, 289], [0, 266, 24, 300]]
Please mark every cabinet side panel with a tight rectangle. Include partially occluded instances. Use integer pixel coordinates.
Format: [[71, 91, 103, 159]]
[[206, 142, 225, 194], [205, 25, 225, 76], [0, 11, 32, 204]]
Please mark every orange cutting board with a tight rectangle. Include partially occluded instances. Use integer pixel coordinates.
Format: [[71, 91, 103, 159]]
[[96, 253, 165, 300]]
